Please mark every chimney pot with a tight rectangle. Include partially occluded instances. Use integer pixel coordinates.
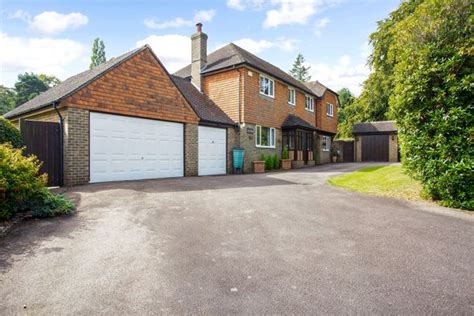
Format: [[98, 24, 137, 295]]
[[196, 23, 202, 32]]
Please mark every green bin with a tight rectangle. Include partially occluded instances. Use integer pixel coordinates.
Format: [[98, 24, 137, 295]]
[[232, 148, 245, 172]]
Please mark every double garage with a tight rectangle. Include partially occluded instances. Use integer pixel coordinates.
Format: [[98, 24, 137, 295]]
[[90, 112, 227, 183]]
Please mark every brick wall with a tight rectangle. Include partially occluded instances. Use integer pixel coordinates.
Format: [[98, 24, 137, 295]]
[[226, 126, 239, 173], [316, 90, 338, 134], [355, 136, 362, 162], [389, 133, 398, 162], [315, 134, 331, 164], [203, 70, 241, 123], [63, 48, 199, 124], [184, 123, 198, 176], [63, 107, 89, 186]]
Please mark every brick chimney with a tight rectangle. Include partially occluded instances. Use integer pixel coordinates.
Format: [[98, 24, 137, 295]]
[[191, 22, 207, 91]]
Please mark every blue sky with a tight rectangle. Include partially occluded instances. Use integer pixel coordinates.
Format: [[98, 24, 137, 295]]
[[0, 0, 399, 95]]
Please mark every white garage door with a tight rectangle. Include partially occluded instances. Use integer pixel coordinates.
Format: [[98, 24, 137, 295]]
[[90, 112, 183, 183], [198, 126, 226, 176]]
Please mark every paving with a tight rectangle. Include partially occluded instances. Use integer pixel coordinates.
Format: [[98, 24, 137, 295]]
[[1, 163, 473, 314]]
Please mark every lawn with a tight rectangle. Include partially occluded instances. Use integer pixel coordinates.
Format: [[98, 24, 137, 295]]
[[328, 165, 424, 201]]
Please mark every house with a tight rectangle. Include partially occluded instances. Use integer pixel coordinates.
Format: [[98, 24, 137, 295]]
[[305, 81, 339, 163], [352, 121, 398, 162], [4, 23, 338, 186]]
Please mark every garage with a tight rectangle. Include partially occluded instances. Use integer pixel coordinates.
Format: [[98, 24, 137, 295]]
[[198, 126, 226, 176], [90, 112, 184, 183], [353, 121, 398, 163]]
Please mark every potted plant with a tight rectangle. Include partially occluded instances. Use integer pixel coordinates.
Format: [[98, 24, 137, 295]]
[[331, 145, 338, 163], [281, 146, 292, 170], [253, 154, 265, 173]]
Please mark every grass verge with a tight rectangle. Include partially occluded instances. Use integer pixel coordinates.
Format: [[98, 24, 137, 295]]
[[328, 165, 424, 201]]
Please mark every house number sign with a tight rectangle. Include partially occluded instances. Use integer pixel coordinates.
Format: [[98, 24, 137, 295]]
[[246, 127, 254, 134]]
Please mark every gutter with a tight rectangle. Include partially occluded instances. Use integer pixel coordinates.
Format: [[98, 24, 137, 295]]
[[53, 101, 64, 187]]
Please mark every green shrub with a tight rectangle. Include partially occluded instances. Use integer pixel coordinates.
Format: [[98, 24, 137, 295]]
[[272, 154, 279, 169], [282, 146, 289, 159], [264, 155, 272, 170], [0, 143, 74, 220], [0, 117, 22, 148]]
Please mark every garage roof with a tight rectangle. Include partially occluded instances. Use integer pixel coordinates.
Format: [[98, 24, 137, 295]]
[[352, 121, 397, 134]]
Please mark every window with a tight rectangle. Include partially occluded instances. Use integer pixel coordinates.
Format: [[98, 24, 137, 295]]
[[322, 136, 331, 151], [288, 88, 296, 105], [305, 96, 314, 112], [256, 125, 276, 148], [326, 103, 334, 117], [259, 74, 274, 98]]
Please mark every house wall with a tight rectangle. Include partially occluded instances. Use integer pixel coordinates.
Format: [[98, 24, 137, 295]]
[[389, 133, 398, 162], [226, 126, 239, 173], [316, 90, 338, 134], [63, 107, 89, 186], [315, 134, 331, 164], [184, 123, 198, 176], [63, 48, 199, 125], [202, 70, 241, 123]]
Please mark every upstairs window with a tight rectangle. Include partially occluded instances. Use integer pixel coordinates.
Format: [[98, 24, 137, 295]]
[[259, 74, 274, 98], [326, 103, 334, 117], [305, 96, 314, 112], [256, 125, 276, 148], [288, 88, 296, 105], [322, 135, 331, 151]]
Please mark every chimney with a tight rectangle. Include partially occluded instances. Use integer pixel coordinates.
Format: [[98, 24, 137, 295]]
[[191, 22, 207, 91]]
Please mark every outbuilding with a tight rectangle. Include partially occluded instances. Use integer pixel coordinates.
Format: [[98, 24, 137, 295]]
[[352, 121, 398, 162]]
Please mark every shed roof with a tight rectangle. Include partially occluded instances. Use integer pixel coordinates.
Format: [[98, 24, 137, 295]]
[[352, 121, 397, 134]]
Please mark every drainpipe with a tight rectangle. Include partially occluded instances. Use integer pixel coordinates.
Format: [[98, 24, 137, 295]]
[[53, 101, 64, 187]]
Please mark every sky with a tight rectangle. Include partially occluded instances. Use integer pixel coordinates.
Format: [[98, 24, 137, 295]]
[[0, 0, 400, 95]]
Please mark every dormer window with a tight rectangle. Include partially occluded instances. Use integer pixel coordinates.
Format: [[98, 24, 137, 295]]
[[259, 74, 274, 98], [305, 96, 314, 112], [326, 103, 334, 117], [288, 88, 296, 105]]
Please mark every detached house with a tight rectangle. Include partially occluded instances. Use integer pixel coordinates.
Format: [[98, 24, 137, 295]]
[[4, 23, 338, 186]]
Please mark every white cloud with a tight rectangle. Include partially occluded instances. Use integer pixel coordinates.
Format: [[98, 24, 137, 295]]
[[194, 9, 216, 23], [264, 0, 341, 28], [0, 32, 86, 86], [29, 11, 89, 35], [307, 54, 370, 96], [226, 0, 265, 11], [8, 9, 31, 22], [144, 17, 192, 30], [314, 17, 330, 37], [136, 34, 190, 73]]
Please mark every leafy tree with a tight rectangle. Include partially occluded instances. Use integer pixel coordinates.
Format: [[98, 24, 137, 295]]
[[0, 85, 16, 115], [14, 73, 49, 106], [390, 0, 473, 209], [38, 74, 61, 88], [0, 117, 22, 148], [289, 53, 311, 82], [90, 38, 106, 69]]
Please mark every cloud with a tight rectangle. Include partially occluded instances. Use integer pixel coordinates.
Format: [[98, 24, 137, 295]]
[[226, 0, 265, 11], [217, 37, 299, 54], [136, 34, 190, 73], [314, 17, 330, 37], [0, 32, 86, 86], [194, 9, 216, 22], [307, 54, 370, 96], [8, 9, 31, 22], [29, 11, 89, 35], [144, 17, 192, 30], [263, 0, 341, 28]]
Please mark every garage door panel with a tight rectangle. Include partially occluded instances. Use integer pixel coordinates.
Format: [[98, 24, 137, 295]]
[[198, 126, 226, 176], [90, 112, 183, 183], [362, 135, 389, 162]]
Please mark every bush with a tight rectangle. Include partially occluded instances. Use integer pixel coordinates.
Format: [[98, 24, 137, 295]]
[[282, 146, 289, 159], [0, 144, 74, 220], [272, 154, 279, 169], [264, 155, 273, 170], [0, 117, 22, 148]]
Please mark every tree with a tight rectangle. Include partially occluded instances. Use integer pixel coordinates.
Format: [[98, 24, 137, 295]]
[[289, 53, 311, 82], [38, 74, 61, 88], [14, 73, 49, 106], [335, 88, 357, 138], [90, 38, 106, 69], [0, 86, 16, 115], [390, 0, 473, 209]]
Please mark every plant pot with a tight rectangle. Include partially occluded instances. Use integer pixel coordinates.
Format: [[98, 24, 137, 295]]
[[332, 156, 338, 163], [253, 160, 265, 173], [281, 159, 292, 170]]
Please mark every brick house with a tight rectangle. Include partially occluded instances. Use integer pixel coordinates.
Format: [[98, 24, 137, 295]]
[[4, 23, 339, 185]]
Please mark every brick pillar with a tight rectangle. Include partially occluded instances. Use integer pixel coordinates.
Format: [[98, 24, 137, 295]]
[[184, 123, 198, 176], [389, 133, 398, 162], [63, 108, 89, 186]]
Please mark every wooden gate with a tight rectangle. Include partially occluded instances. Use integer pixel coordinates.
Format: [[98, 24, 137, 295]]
[[21, 121, 61, 186], [362, 135, 389, 162], [342, 141, 354, 162]]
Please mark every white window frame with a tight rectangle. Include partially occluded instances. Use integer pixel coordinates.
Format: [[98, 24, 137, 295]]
[[256, 125, 276, 148], [322, 135, 331, 151], [326, 103, 334, 117], [305, 95, 314, 112], [288, 87, 296, 106], [259, 74, 274, 98]]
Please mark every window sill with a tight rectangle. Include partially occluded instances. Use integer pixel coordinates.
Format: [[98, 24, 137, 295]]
[[259, 92, 274, 99], [322, 149, 330, 152], [305, 108, 314, 113], [326, 114, 334, 117], [256, 145, 276, 149], [288, 102, 295, 106]]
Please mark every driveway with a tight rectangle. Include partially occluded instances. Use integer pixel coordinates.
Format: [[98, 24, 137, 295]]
[[1, 163, 473, 314]]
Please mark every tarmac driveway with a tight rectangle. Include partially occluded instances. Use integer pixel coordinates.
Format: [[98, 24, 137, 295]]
[[1, 163, 473, 314]]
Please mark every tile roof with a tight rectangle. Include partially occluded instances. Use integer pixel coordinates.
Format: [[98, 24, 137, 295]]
[[174, 43, 316, 96], [305, 81, 327, 97], [352, 121, 397, 134], [281, 114, 315, 130], [4, 46, 148, 119], [170, 75, 235, 126]]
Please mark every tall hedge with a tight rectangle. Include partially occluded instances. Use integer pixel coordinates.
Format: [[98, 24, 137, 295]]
[[390, 0, 473, 209], [0, 117, 22, 148]]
